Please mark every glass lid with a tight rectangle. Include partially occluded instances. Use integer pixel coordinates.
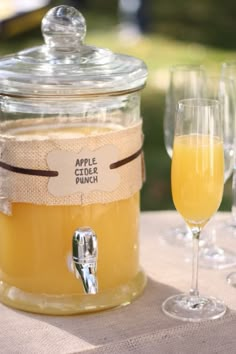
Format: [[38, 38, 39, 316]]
[[0, 5, 148, 97]]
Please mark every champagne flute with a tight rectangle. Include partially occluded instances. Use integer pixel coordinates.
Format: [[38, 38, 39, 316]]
[[220, 61, 236, 227], [163, 64, 206, 246], [196, 75, 236, 269], [218, 61, 236, 285], [162, 98, 226, 321]]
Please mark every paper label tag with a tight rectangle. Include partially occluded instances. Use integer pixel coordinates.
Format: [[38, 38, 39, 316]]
[[47, 145, 120, 197]]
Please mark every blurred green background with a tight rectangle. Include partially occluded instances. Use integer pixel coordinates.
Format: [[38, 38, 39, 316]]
[[0, 0, 235, 211]]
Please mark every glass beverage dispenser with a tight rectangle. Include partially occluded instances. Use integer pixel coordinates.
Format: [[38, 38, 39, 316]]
[[0, 6, 148, 314]]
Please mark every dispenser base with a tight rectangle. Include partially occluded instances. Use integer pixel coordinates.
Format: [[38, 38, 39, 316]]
[[0, 270, 146, 315]]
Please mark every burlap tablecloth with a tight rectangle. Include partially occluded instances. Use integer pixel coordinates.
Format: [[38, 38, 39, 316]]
[[0, 211, 236, 354]]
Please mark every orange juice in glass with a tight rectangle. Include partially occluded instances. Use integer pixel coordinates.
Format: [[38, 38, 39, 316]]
[[171, 134, 224, 228]]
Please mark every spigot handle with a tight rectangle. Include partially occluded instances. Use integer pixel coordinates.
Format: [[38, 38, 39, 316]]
[[72, 227, 98, 294]]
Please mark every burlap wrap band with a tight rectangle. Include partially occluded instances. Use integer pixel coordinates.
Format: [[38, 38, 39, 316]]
[[0, 119, 144, 210]]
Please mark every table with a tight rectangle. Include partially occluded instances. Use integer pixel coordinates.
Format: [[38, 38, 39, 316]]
[[0, 211, 236, 354]]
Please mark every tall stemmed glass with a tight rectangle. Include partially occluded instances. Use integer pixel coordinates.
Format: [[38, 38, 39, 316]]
[[162, 98, 226, 321], [221, 61, 236, 227], [163, 64, 205, 246], [222, 61, 236, 286], [197, 75, 236, 269]]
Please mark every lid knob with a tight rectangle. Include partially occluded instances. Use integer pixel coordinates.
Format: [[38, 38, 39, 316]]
[[41, 5, 86, 51]]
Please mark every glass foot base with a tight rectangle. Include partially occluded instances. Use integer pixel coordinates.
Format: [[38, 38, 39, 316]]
[[162, 293, 226, 322], [161, 225, 192, 248], [226, 272, 236, 287], [224, 216, 236, 229], [217, 217, 236, 236], [0, 270, 146, 315], [198, 247, 236, 270]]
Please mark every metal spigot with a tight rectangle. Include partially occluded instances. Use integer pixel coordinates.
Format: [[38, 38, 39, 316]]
[[72, 227, 98, 294]]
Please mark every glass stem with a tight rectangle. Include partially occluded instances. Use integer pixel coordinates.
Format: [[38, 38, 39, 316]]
[[231, 168, 236, 224], [189, 227, 201, 297]]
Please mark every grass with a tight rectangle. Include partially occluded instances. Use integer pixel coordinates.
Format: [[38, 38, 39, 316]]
[[0, 14, 235, 212]]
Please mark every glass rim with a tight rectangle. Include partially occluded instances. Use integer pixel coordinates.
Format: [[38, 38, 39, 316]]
[[205, 74, 235, 83], [222, 60, 236, 68], [170, 64, 205, 72], [178, 98, 220, 108]]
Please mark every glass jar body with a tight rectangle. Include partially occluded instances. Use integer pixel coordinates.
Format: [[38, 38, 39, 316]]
[[0, 92, 146, 314]]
